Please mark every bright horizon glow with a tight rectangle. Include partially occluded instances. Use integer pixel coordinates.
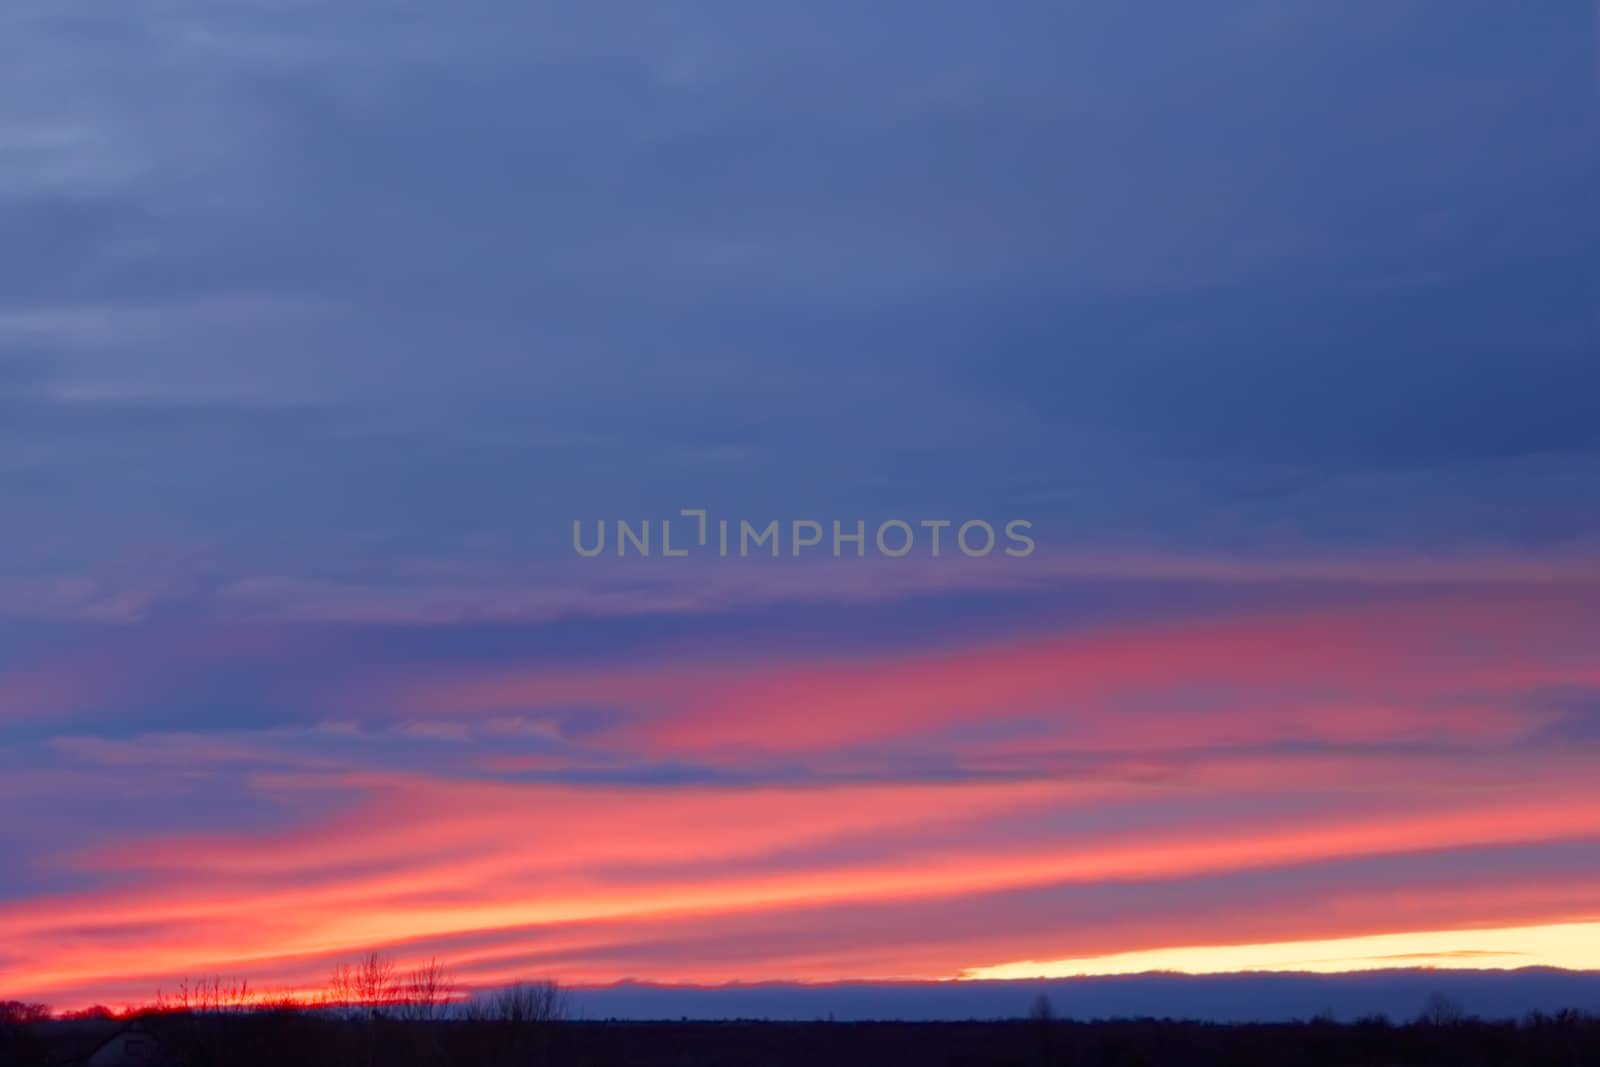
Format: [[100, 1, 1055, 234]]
[[964, 922, 1600, 980]]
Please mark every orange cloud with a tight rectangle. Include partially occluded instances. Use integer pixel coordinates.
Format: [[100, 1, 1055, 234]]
[[5, 748, 1598, 1005]]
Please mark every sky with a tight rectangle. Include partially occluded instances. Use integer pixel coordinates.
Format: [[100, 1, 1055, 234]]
[[2, 0, 1600, 1013]]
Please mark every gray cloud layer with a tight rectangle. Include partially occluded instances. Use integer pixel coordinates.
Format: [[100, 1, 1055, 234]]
[[2, 0, 1598, 621]]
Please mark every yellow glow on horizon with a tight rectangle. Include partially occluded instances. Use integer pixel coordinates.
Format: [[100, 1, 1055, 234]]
[[963, 921, 1600, 979]]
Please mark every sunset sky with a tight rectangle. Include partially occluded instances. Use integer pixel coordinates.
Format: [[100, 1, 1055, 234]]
[[3, 1, 1600, 1011]]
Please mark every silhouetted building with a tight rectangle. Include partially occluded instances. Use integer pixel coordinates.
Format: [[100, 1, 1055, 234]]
[[83, 1020, 170, 1067]]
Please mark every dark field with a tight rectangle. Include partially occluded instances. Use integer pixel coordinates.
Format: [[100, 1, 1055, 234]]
[[7, 1012, 1600, 1067]]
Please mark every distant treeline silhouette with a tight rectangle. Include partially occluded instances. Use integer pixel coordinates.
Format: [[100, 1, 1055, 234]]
[[1, 952, 567, 1066], [5, 972, 1600, 1067]]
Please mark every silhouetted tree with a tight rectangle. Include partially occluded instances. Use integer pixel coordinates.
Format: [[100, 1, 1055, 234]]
[[462, 981, 566, 1066], [1420, 991, 1465, 1027], [0, 1002, 50, 1024], [156, 975, 253, 1014], [484, 981, 566, 1024], [328, 951, 402, 1020], [398, 958, 455, 1022], [63, 1004, 115, 1020], [0, 1002, 48, 1067], [1029, 994, 1058, 1066]]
